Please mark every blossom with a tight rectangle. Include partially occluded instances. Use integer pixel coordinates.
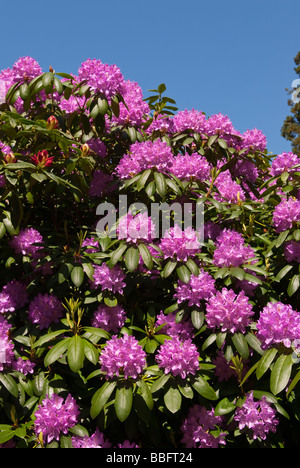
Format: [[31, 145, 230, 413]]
[[214, 170, 246, 203], [28, 293, 64, 329], [272, 198, 300, 232], [0, 316, 14, 371], [231, 158, 259, 183], [87, 138, 107, 158], [155, 336, 199, 379], [81, 237, 99, 253], [159, 225, 201, 261], [213, 229, 255, 268], [115, 139, 174, 179], [117, 440, 139, 448], [112, 79, 150, 127], [78, 58, 125, 99], [34, 393, 80, 444], [9, 228, 43, 258], [205, 112, 241, 147], [146, 115, 175, 135], [284, 240, 300, 262], [174, 269, 216, 307], [117, 211, 156, 243], [181, 404, 226, 448], [88, 170, 116, 198], [91, 304, 126, 333], [269, 151, 300, 177], [256, 301, 300, 350], [234, 392, 279, 440], [172, 109, 206, 135], [212, 350, 238, 382], [12, 56, 42, 83], [31, 150, 54, 168], [92, 263, 126, 294], [205, 288, 254, 333], [0, 280, 28, 313], [238, 128, 267, 153], [72, 428, 111, 448], [170, 153, 210, 181], [100, 334, 146, 380], [12, 357, 36, 375], [155, 310, 194, 341]]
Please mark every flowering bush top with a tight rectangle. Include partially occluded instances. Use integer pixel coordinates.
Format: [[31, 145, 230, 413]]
[[0, 56, 300, 449]]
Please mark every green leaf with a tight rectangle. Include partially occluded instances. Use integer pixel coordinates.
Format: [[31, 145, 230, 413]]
[[136, 380, 154, 410], [33, 329, 67, 348], [191, 310, 205, 330], [67, 335, 85, 373], [214, 398, 236, 416], [125, 246, 140, 272], [231, 333, 249, 359], [270, 354, 293, 395], [71, 265, 84, 287], [229, 267, 245, 281], [44, 337, 71, 367], [82, 327, 110, 340], [275, 264, 294, 282], [154, 172, 167, 197], [90, 381, 117, 419], [256, 348, 278, 380], [177, 382, 194, 399], [164, 385, 182, 413], [19, 83, 30, 101], [83, 339, 99, 365], [138, 243, 153, 270], [0, 430, 15, 444], [192, 375, 218, 400], [287, 274, 300, 297], [176, 265, 191, 283], [137, 169, 152, 191], [115, 385, 133, 422], [162, 260, 177, 278], [109, 243, 127, 266], [151, 373, 171, 393], [0, 374, 19, 398]]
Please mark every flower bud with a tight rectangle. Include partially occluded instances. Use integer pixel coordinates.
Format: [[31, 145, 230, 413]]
[[3, 152, 17, 163], [80, 144, 90, 157], [47, 115, 59, 130], [31, 150, 54, 168]]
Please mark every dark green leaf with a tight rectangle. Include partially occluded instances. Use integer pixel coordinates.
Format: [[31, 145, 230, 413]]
[[90, 381, 117, 419], [164, 385, 182, 413], [67, 335, 85, 373], [270, 354, 293, 395], [71, 266, 84, 287], [115, 385, 133, 422], [125, 246, 140, 272], [256, 348, 278, 380]]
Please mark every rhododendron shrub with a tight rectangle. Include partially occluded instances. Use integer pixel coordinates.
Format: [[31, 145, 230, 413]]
[[0, 57, 300, 449]]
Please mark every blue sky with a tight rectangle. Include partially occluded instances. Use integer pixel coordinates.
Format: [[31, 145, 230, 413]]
[[0, 0, 299, 155]]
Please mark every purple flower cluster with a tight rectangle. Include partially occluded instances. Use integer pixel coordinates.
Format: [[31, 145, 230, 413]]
[[117, 211, 156, 243], [100, 333, 146, 380], [34, 393, 80, 444], [206, 288, 254, 333], [213, 229, 255, 268], [234, 392, 279, 440], [214, 169, 246, 203], [78, 58, 125, 99], [272, 198, 300, 232], [159, 225, 201, 261], [172, 109, 206, 135], [174, 269, 216, 307], [28, 293, 64, 329], [155, 337, 199, 379], [170, 152, 210, 181], [92, 304, 126, 333], [72, 428, 112, 448], [270, 151, 300, 177], [181, 404, 226, 448], [0, 316, 14, 371], [155, 310, 194, 341], [115, 139, 174, 179], [88, 170, 116, 198], [92, 263, 126, 294], [238, 128, 267, 153], [284, 240, 300, 262], [9, 228, 43, 258], [112, 79, 150, 127], [0, 280, 28, 314], [256, 301, 300, 350]]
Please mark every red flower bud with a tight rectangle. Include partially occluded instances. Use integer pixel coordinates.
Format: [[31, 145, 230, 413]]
[[31, 150, 54, 168], [47, 115, 59, 130]]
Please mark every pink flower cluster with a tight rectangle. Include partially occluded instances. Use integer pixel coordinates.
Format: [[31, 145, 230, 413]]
[[34, 393, 80, 444], [213, 229, 255, 268], [117, 211, 156, 243], [174, 269, 216, 307], [92, 263, 126, 294], [181, 404, 226, 448], [155, 336, 199, 379], [9, 228, 43, 258], [272, 198, 300, 232], [256, 301, 300, 350], [92, 304, 127, 333], [28, 293, 64, 329], [234, 392, 279, 440], [100, 333, 146, 379], [159, 225, 201, 261]]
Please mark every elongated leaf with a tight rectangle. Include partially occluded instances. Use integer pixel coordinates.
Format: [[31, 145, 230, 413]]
[[151, 373, 171, 393], [0, 374, 18, 398], [0, 430, 15, 444], [67, 335, 85, 373], [83, 339, 99, 365], [287, 274, 300, 297], [176, 265, 191, 283], [90, 381, 117, 419], [70, 265, 84, 288], [164, 386, 182, 413], [154, 172, 167, 197], [214, 398, 236, 416], [270, 354, 293, 395], [192, 375, 218, 400], [44, 338, 71, 367], [256, 348, 278, 380], [115, 385, 133, 422], [231, 333, 249, 359], [125, 246, 140, 272], [136, 380, 154, 410], [34, 329, 67, 348], [138, 243, 153, 270]]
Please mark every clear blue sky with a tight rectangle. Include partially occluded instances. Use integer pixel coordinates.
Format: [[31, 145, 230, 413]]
[[1, 0, 299, 155]]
